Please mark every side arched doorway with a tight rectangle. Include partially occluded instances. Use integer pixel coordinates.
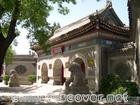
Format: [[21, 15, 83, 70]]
[[53, 59, 65, 85], [71, 58, 87, 85], [41, 63, 49, 83], [73, 58, 85, 74]]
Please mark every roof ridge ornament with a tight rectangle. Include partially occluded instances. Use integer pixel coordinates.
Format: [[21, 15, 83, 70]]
[[106, 0, 112, 8], [89, 10, 100, 23]]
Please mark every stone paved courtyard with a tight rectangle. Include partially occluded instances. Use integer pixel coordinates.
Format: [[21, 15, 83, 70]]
[[0, 80, 64, 95], [0, 81, 140, 105]]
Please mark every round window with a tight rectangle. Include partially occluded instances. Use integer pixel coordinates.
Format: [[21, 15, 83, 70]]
[[15, 65, 27, 75]]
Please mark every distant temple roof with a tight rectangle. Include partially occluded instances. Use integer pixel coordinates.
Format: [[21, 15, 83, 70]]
[[13, 55, 37, 61], [49, 1, 130, 45]]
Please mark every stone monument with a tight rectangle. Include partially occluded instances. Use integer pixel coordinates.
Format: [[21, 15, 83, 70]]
[[8, 69, 19, 87]]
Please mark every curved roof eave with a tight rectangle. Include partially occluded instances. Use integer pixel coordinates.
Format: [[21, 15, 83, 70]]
[[49, 1, 114, 41], [49, 0, 127, 42]]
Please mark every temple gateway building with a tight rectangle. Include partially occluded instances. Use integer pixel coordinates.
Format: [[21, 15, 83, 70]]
[[32, 1, 139, 91]]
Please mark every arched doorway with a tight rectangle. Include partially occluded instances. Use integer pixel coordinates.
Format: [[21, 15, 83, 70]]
[[73, 58, 85, 74], [71, 58, 87, 85], [53, 59, 65, 85], [41, 63, 49, 83]]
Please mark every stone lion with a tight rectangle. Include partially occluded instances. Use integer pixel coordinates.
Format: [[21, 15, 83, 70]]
[[65, 62, 85, 89], [8, 69, 19, 87]]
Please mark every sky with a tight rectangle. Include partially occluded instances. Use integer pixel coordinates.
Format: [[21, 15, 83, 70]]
[[13, 0, 129, 55]]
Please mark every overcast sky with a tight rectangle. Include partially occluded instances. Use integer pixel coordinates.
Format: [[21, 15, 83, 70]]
[[13, 0, 129, 55]]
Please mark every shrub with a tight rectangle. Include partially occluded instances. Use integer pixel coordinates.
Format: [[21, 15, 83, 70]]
[[3, 75, 10, 81], [27, 75, 36, 84], [100, 74, 122, 95], [122, 81, 139, 96], [3, 75, 10, 85], [111, 86, 127, 95], [100, 74, 139, 96]]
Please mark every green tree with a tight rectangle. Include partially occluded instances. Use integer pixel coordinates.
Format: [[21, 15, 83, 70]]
[[4, 46, 14, 65], [0, 0, 76, 76]]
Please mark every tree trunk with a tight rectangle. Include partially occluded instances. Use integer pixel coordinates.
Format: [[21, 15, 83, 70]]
[[0, 0, 20, 76], [129, 0, 140, 85], [0, 41, 11, 76], [135, 2, 140, 85], [0, 34, 16, 76], [137, 18, 140, 85]]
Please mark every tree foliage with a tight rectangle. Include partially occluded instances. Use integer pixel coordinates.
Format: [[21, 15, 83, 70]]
[[0, 0, 76, 48], [0, 0, 76, 70]]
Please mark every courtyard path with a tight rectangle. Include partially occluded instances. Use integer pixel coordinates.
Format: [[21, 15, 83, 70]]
[[0, 80, 66, 104], [0, 80, 64, 95], [0, 81, 139, 105]]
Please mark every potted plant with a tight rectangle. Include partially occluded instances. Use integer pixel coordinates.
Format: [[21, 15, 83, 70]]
[[3, 75, 10, 85], [27, 75, 36, 84]]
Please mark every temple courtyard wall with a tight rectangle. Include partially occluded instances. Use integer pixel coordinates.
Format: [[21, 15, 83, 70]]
[[37, 45, 102, 91], [5, 55, 37, 85]]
